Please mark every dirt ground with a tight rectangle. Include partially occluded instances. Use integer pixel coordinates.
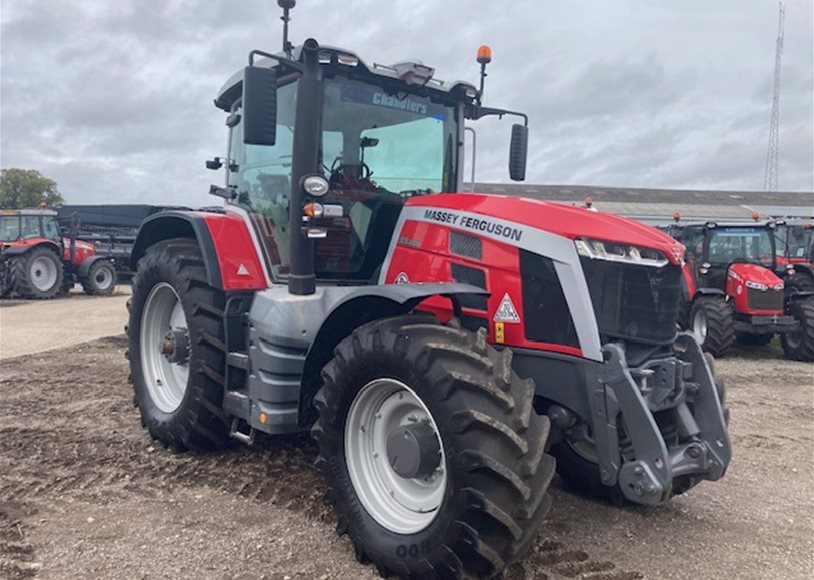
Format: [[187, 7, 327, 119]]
[[0, 314, 812, 578]]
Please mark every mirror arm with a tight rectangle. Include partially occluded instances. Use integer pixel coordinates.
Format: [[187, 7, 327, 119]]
[[468, 106, 528, 126]]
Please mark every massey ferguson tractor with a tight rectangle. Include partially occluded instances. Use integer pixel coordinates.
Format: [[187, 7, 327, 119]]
[[663, 219, 814, 361], [0, 208, 117, 299], [126, 3, 731, 577]]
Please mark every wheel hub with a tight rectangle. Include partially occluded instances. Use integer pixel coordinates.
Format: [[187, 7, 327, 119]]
[[161, 329, 190, 365], [386, 422, 441, 479]]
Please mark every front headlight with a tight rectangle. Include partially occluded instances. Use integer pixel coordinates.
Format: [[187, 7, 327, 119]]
[[574, 237, 669, 267], [745, 280, 768, 291]]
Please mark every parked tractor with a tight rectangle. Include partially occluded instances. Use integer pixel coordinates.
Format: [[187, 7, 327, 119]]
[[662, 220, 814, 361], [126, 4, 731, 577], [774, 219, 814, 292], [0, 208, 117, 299]]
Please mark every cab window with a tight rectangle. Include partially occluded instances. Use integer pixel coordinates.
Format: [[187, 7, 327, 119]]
[[20, 216, 41, 239], [42, 217, 60, 239]]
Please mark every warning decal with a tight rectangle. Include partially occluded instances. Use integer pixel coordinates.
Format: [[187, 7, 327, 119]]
[[494, 293, 521, 323]]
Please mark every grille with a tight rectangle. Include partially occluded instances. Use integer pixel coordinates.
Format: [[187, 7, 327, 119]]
[[580, 258, 682, 344], [450, 263, 488, 311], [449, 231, 482, 260], [746, 287, 783, 311], [520, 250, 579, 347]]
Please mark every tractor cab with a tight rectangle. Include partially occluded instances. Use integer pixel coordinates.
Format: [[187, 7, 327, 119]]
[[0, 209, 61, 245], [774, 220, 814, 292], [209, 41, 527, 291]]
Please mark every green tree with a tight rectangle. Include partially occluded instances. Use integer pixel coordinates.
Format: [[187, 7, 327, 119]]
[[0, 168, 64, 209]]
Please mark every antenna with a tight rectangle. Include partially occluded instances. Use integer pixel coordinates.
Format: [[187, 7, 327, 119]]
[[278, 0, 296, 57], [764, 2, 785, 192]]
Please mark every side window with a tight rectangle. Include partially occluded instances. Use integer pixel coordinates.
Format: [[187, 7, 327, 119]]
[[0, 217, 21, 240], [228, 81, 298, 278], [20, 216, 41, 239], [42, 217, 60, 239], [680, 228, 704, 262]]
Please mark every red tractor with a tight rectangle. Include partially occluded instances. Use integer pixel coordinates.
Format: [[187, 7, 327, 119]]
[[0, 208, 117, 299], [126, 4, 731, 577], [663, 220, 814, 361]]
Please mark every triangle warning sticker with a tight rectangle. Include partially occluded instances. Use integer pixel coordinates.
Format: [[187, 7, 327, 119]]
[[494, 293, 520, 323], [236, 263, 250, 276]]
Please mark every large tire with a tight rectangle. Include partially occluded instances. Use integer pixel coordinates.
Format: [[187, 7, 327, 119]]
[[780, 298, 814, 362], [690, 296, 735, 357], [786, 272, 814, 294], [312, 315, 555, 579], [127, 238, 230, 451], [735, 332, 772, 347], [82, 259, 117, 295], [553, 351, 729, 504], [12, 246, 64, 299]]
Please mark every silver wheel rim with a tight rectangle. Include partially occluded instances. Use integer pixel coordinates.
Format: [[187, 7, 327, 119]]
[[140, 283, 189, 413], [344, 378, 447, 534], [94, 265, 114, 290], [30, 256, 58, 291], [693, 309, 708, 343]]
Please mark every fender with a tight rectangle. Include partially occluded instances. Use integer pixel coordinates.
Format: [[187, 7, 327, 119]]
[[298, 282, 489, 424], [0, 239, 61, 257], [694, 288, 726, 298], [131, 210, 267, 291]]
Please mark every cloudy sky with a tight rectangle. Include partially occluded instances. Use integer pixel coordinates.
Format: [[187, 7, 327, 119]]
[[1, 0, 812, 206]]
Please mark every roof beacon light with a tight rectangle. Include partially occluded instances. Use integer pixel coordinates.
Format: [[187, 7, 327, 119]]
[[673, 211, 681, 223], [476, 45, 492, 105], [752, 210, 761, 221]]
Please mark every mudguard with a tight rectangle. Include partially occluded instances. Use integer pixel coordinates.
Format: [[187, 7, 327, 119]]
[[77, 254, 109, 278]]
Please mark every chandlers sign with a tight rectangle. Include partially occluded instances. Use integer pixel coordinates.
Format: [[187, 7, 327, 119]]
[[422, 209, 523, 242]]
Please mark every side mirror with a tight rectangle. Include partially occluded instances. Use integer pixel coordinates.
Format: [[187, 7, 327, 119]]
[[509, 124, 528, 181], [242, 66, 278, 146]]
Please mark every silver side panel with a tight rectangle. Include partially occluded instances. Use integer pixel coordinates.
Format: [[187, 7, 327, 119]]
[[378, 205, 603, 361]]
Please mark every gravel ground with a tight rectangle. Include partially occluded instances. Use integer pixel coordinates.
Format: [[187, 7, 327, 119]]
[[0, 334, 811, 580]]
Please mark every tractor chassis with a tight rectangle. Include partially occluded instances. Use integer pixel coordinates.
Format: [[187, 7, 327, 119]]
[[734, 313, 796, 335]]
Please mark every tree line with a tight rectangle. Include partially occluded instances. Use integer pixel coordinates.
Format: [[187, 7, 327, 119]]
[[0, 168, 64, 208]]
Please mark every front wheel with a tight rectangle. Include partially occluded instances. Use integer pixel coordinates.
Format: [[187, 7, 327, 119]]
[[690, 296, 734, 357], [781, 298, 814, 362], [82, 259, 117, 295], [128, 238, 230, 451], [312, 316, 555, 579]]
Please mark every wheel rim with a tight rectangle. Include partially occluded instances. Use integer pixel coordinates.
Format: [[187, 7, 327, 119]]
[[693, 309, 708, 343], [140, 282, 189, 413], [344, 378, 447, 534], [30, 256, 58, 291], [94, 265, 114, 290]]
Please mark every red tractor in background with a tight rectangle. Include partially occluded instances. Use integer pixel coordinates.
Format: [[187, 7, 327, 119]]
[[774, 219, 814, 292], [662, 219, 814, 361], [0, 208, 117, 299]]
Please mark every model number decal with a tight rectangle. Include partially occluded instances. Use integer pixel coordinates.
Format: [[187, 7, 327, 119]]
[[422, 209, 523, 242]]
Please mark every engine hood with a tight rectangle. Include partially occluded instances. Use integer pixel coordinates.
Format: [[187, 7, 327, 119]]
[[407, 193, 685, 265], [728, 262, 784, 286]]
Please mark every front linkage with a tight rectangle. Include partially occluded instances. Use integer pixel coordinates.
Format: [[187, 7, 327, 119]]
[[589, 333, 731, 505]]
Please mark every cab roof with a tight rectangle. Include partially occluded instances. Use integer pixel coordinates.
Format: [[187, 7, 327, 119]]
[[215, 43, 478, 112], [0, 208, 58, 216]]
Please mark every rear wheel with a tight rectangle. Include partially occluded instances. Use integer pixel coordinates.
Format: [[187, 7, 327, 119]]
[[781, 298, 814, 362], [127, 238, 230, 451], [82, 259, 117, 295], [12, 246, 64, 299], [313, 316, 555, 579], [735, 332, 773, 347], [690, 296, 734, 357]]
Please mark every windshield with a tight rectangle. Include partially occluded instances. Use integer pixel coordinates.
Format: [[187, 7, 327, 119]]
[[0, 216, 20, 241], [708, 227, 775, 267]]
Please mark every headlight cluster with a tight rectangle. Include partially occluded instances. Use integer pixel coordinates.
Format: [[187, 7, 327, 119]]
[[574, 238, 668, 267], [745, 280, 784, 291]]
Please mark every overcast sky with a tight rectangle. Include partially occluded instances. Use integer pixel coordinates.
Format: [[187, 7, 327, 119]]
[[1, 0, 812, 206]]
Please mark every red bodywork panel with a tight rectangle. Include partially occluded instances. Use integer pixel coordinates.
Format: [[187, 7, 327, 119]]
[[383, 194, 683, 359], [1, 237, 95, 266], [199, 211, 267, 291], [405, 194, 685, 264], [726, 263, 785, 315]]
